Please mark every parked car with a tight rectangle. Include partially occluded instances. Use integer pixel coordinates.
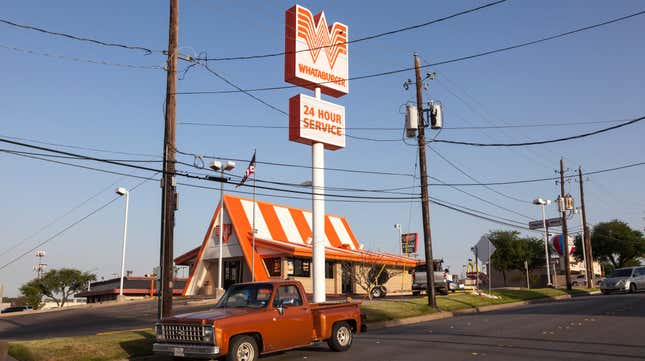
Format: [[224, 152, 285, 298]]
[[599, 266, 645, 294], [570, 274, 588, 287], [411, 263, 451, 296], [1, 305, 33, 314], [153, 280, 363, 361]]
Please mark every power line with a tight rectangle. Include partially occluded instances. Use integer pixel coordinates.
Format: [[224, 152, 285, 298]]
[[2, 148, 164, 163], [177, 119, 625, 131], [200, 62, 288, 116], [429, 175, 533, 220], [172, 146, 415, 177], [4, 134, 644, 188], [0, 43, 164, 70], [428, 145, 532, 204], [0, 18, 159, 54], [0, 173, 156, 272], [0, 177, 123, 259], [197, 0, 508, 61], [194, 63, 400, 142], [441, 119, 628, 130], [432, 116, 645, 146], [0, 134, 161, 158], [177, 9, 645, 95], [0, 140, 420, 200]]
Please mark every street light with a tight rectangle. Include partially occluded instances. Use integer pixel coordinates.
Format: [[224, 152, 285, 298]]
[[533, 198, 552, 287], [210, 160, 235, 292], [394, 224, 402, 256], [116, 187, 129, 300]]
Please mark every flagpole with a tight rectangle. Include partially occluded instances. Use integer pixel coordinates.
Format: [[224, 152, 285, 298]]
[[251, 152, 257, 282]]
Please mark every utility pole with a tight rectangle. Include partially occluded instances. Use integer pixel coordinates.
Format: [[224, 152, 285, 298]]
[[578, 167, 594, 288], [559, 158, 572, 291], [414, 54, 436, 307], [158, 0, 179, 319]]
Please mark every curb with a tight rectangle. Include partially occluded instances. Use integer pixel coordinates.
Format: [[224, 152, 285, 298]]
[[366, 293, 587, 330]]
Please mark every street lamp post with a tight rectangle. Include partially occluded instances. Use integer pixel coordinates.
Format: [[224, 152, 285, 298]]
[[210, 160, 235, 293], [533, 198, 552, 287], [116, 187, 130, 300], [394, 224, 402, 256]]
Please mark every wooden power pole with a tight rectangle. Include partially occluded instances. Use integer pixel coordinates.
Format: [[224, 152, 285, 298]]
[[559, 158, 572, 291], [159, 0, 179, 319], [414, 54, 436, 307], [578, 167, 594, 289]]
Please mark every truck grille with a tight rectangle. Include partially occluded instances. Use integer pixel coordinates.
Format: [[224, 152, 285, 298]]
[[159, 324, 205, 344]]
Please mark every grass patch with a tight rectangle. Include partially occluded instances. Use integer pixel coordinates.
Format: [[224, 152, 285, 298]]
[[361, 288, 588, 322], [8, 329, 155, 361]]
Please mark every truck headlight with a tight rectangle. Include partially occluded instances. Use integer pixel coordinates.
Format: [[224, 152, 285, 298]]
[[155, 324, 166, 341], [203, 326, 214, 343]]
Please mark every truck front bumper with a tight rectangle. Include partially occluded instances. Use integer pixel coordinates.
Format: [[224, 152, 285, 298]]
[[153, 343, 220, 359]]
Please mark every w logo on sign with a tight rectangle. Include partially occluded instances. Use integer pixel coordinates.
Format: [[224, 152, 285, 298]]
[[295, 7, 347, 70], [285, 5, 349, 98]]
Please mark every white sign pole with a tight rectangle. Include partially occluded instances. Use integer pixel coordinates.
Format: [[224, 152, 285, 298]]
[[541, 204, 552, 286], [312, 87, 326, 303]]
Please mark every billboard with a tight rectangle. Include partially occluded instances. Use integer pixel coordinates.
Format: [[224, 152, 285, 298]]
[[401, 233, 418, 254], [288, 93, 345, 150], [285, 5, 348, 97]]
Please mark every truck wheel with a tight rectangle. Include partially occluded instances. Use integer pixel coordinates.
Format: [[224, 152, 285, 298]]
[[412, 291, 421, 296], [370, 287, 384, 298], [629, 283, 637, 294], [227, 335, 258, 361], [327, 322, 353, 352]]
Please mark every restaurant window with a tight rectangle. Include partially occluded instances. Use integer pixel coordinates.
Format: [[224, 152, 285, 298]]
[[264, 257, 281, 277], [325, 261, 334, 279], [287, 258, 310, 277]]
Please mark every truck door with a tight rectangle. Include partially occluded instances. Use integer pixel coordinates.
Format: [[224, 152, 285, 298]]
[[271, 285, 313, 349]]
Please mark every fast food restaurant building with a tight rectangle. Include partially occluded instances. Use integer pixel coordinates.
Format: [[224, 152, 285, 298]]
[[176, 195, 415, 296]]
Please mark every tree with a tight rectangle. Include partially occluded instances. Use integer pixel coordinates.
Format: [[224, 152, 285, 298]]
[[342, 251, 401, 299], [579, 220, 645, 269], [488, 230, 545, 286], [19, 268, 96, 308], [19, 281, 43, 309]]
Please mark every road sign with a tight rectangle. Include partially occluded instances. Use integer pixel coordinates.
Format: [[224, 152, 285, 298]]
[[528, 217, 562, 230], [474, 235, 496, 263], [401, 233, 418, 254]]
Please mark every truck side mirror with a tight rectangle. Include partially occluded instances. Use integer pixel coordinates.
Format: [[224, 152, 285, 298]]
[[276, 304, 284, 316]]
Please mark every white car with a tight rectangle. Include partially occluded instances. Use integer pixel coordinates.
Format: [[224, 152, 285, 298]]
[[599, 267, 645, 294]]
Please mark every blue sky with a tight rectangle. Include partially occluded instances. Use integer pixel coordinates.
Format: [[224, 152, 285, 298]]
[[1, 0, 644, 296]]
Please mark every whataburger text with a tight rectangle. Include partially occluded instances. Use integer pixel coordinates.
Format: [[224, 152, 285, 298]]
[[289, 94, 345, 150]]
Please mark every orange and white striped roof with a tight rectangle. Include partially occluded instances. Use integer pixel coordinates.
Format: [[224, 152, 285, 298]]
[[182, 195, 416, 293], [226, 194, 360, 250]]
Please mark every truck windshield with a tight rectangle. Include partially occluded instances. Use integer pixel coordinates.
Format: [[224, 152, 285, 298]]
[[216, 284, 273, 308]]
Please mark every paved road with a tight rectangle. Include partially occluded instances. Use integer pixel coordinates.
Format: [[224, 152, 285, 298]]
[[0, 299, 216, 340], [3, 293, 645, 360], [258, 293, 645, 361]]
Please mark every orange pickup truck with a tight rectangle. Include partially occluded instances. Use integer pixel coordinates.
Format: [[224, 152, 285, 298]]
[[153, 280, 363, 361]]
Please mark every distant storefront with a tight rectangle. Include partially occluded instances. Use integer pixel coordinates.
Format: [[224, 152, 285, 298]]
[[76, 276, 186, 303], [175, 195, 415, 296]]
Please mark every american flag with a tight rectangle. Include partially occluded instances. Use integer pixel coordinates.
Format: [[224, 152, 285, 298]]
[[237, 150, 256, 187]]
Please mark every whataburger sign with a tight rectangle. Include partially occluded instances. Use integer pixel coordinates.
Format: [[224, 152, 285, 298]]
[[285, 4, 347, 150]]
